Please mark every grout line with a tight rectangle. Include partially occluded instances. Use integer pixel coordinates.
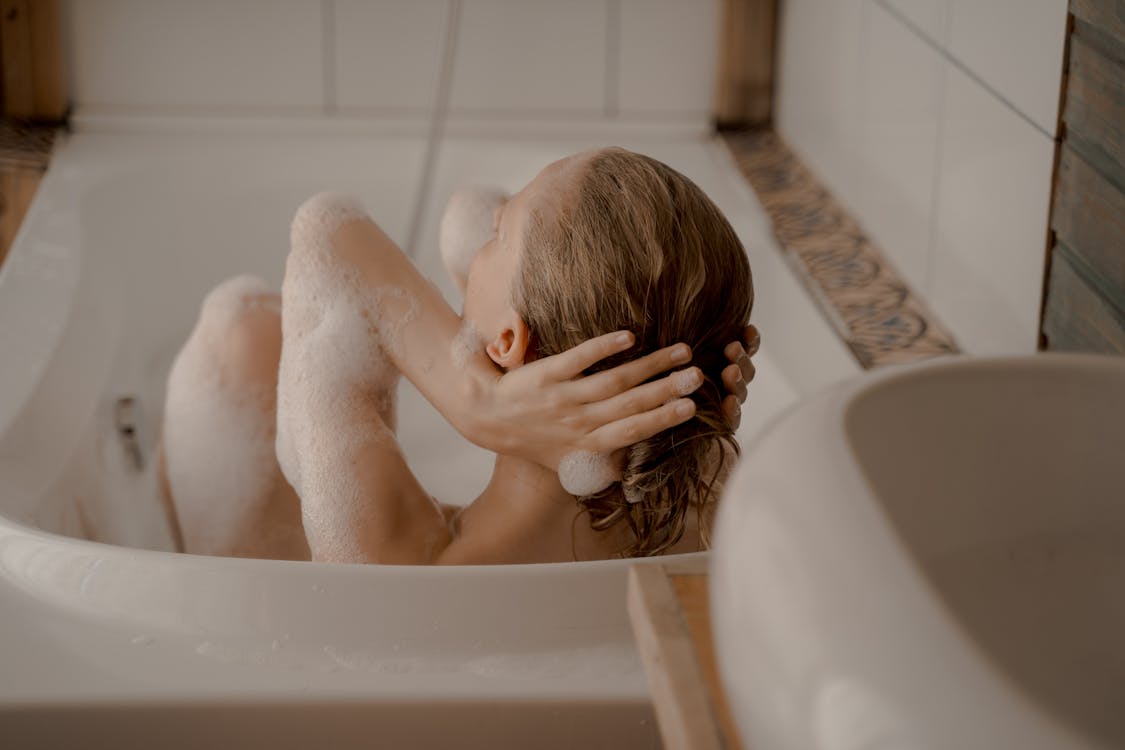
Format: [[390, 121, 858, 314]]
[[604, 0, 621, 118], [322, 0, 337, 116], [921, 0, 953, 295], [872, 0, 1056, 140], [404, 0, 463, 258]]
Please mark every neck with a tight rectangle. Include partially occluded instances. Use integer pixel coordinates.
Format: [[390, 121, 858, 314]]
[[445, 454, 598, 564], [485, 454, 576, 527]]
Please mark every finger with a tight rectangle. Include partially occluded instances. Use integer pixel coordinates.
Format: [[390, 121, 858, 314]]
[[724, 341, 745, 364], [739, 353, 756, 384], [582, 367, 703, 426], [744, 324, 761, 356], [587, 398, 696, 453], [544, 330, 636, 380], [722, 363, 748, 402], [723, 395, 742, 431], [569, 343, 692, 402]]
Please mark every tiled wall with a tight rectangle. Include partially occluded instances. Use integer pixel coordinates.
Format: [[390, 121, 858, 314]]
[[65, 0, 719, 127], [775, 0, 1069, 355]]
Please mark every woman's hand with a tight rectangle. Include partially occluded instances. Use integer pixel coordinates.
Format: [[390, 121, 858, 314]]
[[463, 324, 761, 471], [721, 324, 760, 431]]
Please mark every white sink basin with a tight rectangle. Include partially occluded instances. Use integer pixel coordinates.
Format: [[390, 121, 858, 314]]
[[712, 354, 1125, 750]]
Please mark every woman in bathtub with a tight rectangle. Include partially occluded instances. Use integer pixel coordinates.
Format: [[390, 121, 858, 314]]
[[160, 147, 758, 563]]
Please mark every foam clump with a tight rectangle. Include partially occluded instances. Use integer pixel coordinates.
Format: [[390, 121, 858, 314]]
[[163, 274, 281, 555], [439, 187, 509, 293], [450, 318, 486, 371], [276, 192, 418, 561], [558, 450, 620, 497], [291, 191, 370, 252]]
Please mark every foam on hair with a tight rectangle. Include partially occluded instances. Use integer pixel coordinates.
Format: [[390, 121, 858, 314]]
[[276, 192, 418, 561], [557, 450, 620, 497]]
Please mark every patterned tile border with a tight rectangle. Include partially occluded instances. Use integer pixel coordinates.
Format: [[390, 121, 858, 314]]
[[723, 128, 959, 368], [0, 120, 55, 171]]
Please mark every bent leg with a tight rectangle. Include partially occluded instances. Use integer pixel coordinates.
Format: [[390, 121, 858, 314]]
[[161, 275, 309, 560], [278, 194, 450, 563]]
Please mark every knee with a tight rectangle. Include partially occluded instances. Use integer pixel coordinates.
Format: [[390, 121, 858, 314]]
[[197, 275, 283, 389], [291, 191, 369, 256]]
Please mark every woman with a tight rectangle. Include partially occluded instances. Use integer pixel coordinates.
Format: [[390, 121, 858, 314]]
[[161, 147, 757, 564]]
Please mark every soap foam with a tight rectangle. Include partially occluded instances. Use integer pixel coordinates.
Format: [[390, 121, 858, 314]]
[[277, 192, 423, 561], [671, 368, 702, 397], [450, 318, 486, 371], [439, 187, 509, 293], [557, 450, 620, 497], [163, 275, 283, 555]]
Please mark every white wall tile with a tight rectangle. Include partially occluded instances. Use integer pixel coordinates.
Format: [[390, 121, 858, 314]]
[[775, 0, 866, 214], [449, 0, 608, 114], [335, 0, 448, 113], [929, 66, 1055, 355], [880, 0, 949, 44], [947, 0, 1068, 135], [617, 0, 720, 117], [69, 0, 324, 112], [856, 2, 945, 291]]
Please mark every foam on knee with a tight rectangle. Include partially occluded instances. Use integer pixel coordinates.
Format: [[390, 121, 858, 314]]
[[198, 275, 279, 328], [164, 275, 282, 554], [277, 192, 414, 532], [291, 191, 370, 256], [440, 187, 509, 294]]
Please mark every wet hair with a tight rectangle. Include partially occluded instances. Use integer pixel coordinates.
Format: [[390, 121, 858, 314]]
[[514, 147, 754, 557]]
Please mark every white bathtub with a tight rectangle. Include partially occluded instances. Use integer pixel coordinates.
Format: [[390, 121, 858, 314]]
[[0, 125, 858, 747]]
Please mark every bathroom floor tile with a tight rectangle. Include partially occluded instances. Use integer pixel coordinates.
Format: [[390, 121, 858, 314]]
[[724, 128, 959, 368]]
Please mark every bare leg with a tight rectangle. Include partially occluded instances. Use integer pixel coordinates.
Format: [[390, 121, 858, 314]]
[[277, 194, 450, 564], [160, 275, 309, 560]]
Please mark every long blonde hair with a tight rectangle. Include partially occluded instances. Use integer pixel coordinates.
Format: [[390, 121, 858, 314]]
[[515, 148, 754, 556]]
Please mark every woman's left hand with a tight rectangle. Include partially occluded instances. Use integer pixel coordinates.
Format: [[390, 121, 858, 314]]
[[463, 324, 761, 472], [720, 324, 760, 431]]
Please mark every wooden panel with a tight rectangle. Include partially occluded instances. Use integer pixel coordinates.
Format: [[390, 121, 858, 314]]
[[1043, 244, 1125, 354], [715, 0, 778, 127], [1063, 31, 1125, 187], [627, 562, 739, 750], [1, 0, 66, 120], [1052, 146, 1125, 298], [670, 575, 744, 750], [1070, 0, 1125, 54], [0, 164, 41, 269]]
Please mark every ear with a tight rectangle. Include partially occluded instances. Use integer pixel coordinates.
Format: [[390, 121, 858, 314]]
[[486, 313, 532, 369]]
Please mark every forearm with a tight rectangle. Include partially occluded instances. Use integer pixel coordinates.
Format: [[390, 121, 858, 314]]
[[326, 217, 501, 448]]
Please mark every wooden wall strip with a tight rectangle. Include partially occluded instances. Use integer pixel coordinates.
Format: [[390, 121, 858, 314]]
[[1052, 146, 1125, 298], [0, 0, 36, 117], [1063, 31, 1125, 189], [1043, 244, 1125, 354], [715, 0, 778, 127], [1070, 0, 1125, 53], [0, 0, 66, 121]]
